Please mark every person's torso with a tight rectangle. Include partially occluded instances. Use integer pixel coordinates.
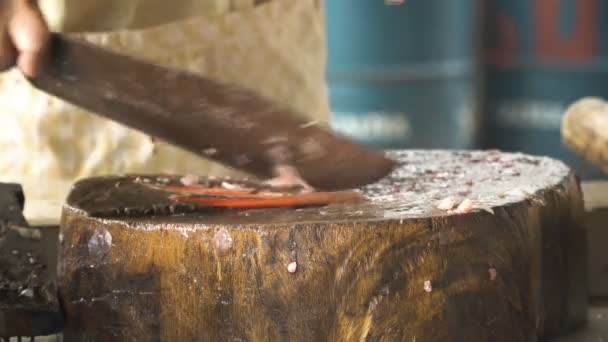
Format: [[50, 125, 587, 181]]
[[5, 0, 329, 223], [40, 0, 269, 32]]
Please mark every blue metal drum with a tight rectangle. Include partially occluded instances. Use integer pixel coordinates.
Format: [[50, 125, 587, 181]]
[[325, 0, 481, 149], [484, 0, 608, 179]]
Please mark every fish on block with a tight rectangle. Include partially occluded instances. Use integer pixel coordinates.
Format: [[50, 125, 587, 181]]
[[58, 150, 587, 341]]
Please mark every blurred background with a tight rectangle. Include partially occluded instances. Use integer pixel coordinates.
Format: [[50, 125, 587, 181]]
[[324, 0, 607, 180]]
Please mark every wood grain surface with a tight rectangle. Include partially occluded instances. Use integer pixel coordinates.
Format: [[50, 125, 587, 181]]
[[58, 150, 587, 341]]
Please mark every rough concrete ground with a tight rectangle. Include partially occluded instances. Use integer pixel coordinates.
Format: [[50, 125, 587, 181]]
[[551, 306, 608, 342]]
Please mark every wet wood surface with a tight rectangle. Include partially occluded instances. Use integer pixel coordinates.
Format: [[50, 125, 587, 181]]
[[59, 150, 587, 341]]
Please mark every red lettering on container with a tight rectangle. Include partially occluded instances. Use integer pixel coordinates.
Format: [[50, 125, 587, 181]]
[[535, 0, 598, 62], [485, 1, 518, 67]]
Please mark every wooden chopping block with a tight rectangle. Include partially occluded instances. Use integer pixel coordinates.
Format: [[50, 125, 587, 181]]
[[58, 150, 587, 341]]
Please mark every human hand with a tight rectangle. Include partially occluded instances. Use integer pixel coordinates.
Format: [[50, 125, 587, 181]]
[[0, 0, 49, 77]]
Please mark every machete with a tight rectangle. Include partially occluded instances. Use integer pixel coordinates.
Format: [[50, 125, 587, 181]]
[[28, 33, 395, 191]]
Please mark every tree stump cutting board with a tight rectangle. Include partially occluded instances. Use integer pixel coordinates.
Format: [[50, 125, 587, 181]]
[[58, 150, 587, 341]]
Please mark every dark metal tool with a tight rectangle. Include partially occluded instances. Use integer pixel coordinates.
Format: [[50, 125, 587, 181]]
[[0, 183, 63, 338], [29, 33, 395, 191]]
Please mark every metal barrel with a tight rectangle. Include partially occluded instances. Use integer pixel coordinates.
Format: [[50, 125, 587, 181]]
[[484, 0, 608, 179], [325, 0, 481, 149]]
